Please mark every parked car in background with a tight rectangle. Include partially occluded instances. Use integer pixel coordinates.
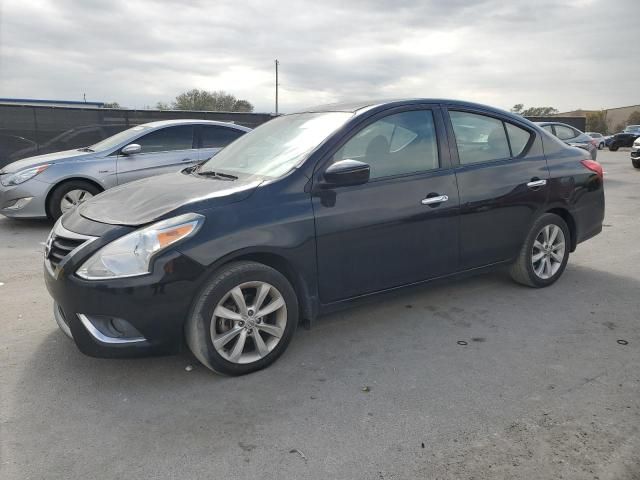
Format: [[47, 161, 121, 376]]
[[0, 120, 251, 220], [609, 125, 640, 151], [586, 132, 606, 149], [535, 121, 597, 160], [43, 99, 605, 375], [631, 137, 640, 168], [604, 134, 615, 147]]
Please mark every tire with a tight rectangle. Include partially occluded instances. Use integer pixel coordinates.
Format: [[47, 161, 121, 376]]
[[509, 213, 570, 288], [185, 261, 298, 376], [632, 159, 640, 169], [598, 142, 604, 150], [47, 180, 102, 220], [609, 144, 619, 151]]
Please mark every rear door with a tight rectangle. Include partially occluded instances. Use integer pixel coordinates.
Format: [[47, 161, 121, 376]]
[[197, 125, 246, 161], [116, 125, 196, 184], [444, 107, 549, 269], [313, 106, 460, 303]]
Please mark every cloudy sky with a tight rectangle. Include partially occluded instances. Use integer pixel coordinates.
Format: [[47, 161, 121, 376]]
[[0, 0, 637, 113]]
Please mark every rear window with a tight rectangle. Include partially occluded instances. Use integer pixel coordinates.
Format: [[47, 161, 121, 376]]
[[450, 111, 532, 164], [554, 125, 578, 141], [200, 125, 245, 148], [505, 123, 532, 157]]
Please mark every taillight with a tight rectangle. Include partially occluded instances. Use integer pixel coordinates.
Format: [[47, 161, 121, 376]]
[[581, 159, 603, 179]]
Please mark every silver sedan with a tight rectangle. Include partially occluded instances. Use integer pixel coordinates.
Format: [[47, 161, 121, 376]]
[[0, 119, 251, 219]]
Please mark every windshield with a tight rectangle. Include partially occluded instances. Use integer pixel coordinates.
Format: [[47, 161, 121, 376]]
[[199, 112, 353, 178], [89, 125, 149, 151], [623, 125, 640, 133]]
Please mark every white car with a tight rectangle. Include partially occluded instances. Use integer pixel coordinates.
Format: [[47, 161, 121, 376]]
[[586, 132, 606, 150], [631, 137, 640, 169]]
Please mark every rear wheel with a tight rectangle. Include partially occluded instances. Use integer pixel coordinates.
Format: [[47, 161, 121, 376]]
[[47, 180, 101, 220], [609, 144, 619, 151], [510, 213, 570, 288], [185, 261, 298, 375], [598, 142, 604, 150]]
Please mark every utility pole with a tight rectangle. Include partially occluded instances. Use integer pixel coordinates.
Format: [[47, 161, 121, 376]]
[[274, 59, 279, 115]]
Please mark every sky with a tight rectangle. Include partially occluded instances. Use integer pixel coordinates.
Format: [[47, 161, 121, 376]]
[[0, 0, 638, 114]]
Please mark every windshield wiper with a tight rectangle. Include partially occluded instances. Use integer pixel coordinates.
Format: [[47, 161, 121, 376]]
[[78, 147, 94, 152], [197, 170, 238, 180]]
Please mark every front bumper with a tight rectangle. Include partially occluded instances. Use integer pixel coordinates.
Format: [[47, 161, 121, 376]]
[[631, 146, 640, 158], [44, 218, 208, 358], [0, 178, 50, 218]]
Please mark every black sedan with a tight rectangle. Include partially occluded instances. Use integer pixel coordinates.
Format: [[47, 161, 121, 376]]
[[608, 125, 640, 151], [44, 99, 605, 375], [535, 121, 598, 160]]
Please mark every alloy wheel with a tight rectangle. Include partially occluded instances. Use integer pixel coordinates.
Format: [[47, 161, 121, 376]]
[[210, 281, 287, 364], [60, 189, 93, 213], [531, 224, 565, 279]]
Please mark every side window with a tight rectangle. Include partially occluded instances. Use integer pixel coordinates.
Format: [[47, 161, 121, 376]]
[[554, 125, 578, 141], [201, 126, 244, 148], [449, 111, 510, 164], [135, 126, 194, 153], [542, 125, 554, 134], [505, 122, 532, 157], [333, 110, 439, 179]]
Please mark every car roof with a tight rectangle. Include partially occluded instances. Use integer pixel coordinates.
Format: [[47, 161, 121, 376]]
[[140, 119, 251, 131], [534, 121, 578, 129], [295, 98, 532, 124]]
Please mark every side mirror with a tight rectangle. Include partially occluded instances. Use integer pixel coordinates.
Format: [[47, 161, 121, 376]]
[[323, 159, 370, 187], [121, 143, 141, 155]]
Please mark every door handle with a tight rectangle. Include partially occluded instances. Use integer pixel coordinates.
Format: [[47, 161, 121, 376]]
[[421, 194, 449, 205], [527, 179, 547, 188]]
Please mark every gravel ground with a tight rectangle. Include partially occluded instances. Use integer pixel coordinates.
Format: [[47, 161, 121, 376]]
[[1, 149, 638, 479]]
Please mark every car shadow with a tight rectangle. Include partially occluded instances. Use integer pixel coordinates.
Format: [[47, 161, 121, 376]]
[[12, 263, 639, 391], [0, 216, 53, 231]]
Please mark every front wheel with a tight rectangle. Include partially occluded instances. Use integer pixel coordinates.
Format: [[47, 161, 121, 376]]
[[47, 180, 101, 220], [510, 213, 570, 288], [609, 144, 619, 151], [598, 142, 604, 150], [632, 159, 640, 169], [185, 261, 298, 375]]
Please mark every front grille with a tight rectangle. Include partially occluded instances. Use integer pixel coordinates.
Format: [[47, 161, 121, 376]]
[[45, 221, 96, 270], [47, 235, 85, 268]]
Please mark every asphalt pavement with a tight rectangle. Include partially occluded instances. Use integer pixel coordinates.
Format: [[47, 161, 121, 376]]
[[1, 149, 638, 479]]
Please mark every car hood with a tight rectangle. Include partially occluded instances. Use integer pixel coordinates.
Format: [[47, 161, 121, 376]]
[[0, 149, 95, 174], [77, 170, 263, 226]]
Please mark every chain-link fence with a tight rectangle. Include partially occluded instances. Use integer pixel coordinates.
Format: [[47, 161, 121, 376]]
[[0, 104, 274, 168]]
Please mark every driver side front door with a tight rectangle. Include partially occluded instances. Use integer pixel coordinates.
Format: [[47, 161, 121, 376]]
[[312, 107, 460, 303], [116, 125, 197, 185]]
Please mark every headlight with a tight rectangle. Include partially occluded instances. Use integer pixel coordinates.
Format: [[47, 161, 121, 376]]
[[76, 213, 204, 280], [0, 164, 50, 186]]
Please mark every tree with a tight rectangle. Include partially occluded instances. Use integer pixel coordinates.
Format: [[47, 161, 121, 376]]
[[103, 102, 121, 108], [627, 110, 640, 125], [521, 106, 559, 116], [155, 102, 171, 110], [168, 89, 254, 112], [510, 104, 524, 114], [586, 110, 608, 134]]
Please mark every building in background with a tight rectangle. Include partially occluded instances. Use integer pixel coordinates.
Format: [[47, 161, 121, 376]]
[[556, 104, 640, 133]]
